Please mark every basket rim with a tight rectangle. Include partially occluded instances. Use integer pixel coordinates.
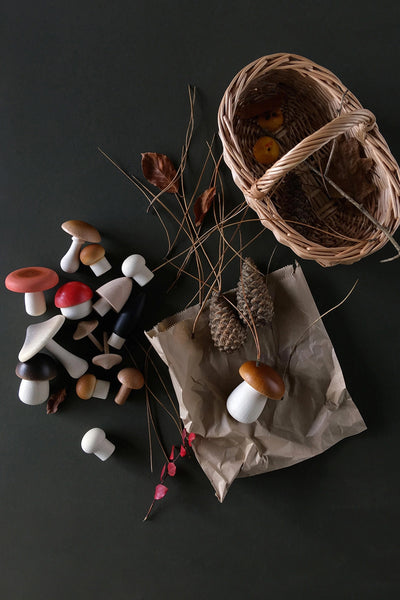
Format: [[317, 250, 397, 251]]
[[218, 53, 400, 266]]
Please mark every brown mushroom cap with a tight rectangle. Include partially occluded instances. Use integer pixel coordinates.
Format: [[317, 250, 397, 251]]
[[239, 361, 285, 399], [117, 367, 144, 390], [61, 220, 101, 243], [5, 266, 59, 293], [16, 353, 58, 381], [76, 374, 97, 399], [80, 244, 105, 265]]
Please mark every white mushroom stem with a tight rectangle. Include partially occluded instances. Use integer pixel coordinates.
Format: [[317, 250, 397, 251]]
[[226, 380, 268, 424], [90, 257, 111, 277], [45, 338, 88, 379], [93, 379, 110, 399], [24, 292, 47, 317], [108, 332, 125, 350], [60, 300, 92, 320], [18, 380, 49, 405], [92, 297, 111, 317], [60, 236, 84, 273]]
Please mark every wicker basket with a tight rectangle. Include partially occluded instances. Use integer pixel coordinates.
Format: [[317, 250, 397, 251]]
[[218, 53, 400, 266]]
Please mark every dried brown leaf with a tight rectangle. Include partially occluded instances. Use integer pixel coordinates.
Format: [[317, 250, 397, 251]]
[[326, 136, 376, 202], [194, 187, 216, 226], [47, 388, 67, 414], [141, 152, 179, 194]]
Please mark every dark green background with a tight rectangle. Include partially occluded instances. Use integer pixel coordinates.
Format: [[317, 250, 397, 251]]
[[1, 1, 400, 598]]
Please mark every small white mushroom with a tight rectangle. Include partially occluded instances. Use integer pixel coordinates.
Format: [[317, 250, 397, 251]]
[[121, 254, 154, 287], [18, 315, 88, 379], [81, 428, 115, 461]]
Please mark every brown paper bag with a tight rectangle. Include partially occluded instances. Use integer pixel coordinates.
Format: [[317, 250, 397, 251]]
[[146, 264, 366, 501]]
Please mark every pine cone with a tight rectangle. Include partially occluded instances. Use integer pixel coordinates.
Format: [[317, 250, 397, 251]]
[[209, 291, 247, 353], [236, 257, 274, 327]]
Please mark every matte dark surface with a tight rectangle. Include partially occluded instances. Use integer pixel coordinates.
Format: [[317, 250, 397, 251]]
[[1, 2, 400, 599]]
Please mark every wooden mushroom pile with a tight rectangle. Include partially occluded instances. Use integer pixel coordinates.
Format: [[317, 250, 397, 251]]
[[5, 219, 156, 458]]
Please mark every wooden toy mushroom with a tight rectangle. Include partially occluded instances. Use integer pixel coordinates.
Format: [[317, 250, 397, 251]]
[[121, 254, 154, 287], [60, 220, 101, 273], [108, 292, 146, 350], [5, 267, 59, 316], [92, 277, 132, 317], [81, 428, 115, 461], [76, 373, 110, 400], [114, 367, 144, 405], [92, 353, 122, 370], [226, 361, 285, 424], [80, 244, 111, 277], [15, 353, 58, 405], [18, 315, 88, 379], [54, 281, 93, 320], [73, 320, 103, 352]]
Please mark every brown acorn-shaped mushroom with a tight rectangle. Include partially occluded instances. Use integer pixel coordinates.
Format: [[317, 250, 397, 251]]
[[76, 373, 110, 400], [226, 361, 284, 424], [80, 244, 111, 277], [114, 367, 144, 406], [15, 353, 59, 405]]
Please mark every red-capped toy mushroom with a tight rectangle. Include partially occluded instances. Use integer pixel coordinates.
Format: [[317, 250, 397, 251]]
[[55, 282, 93, 320], [5, 267, 59, 316], [226, 361, 285, 424], [60, 220, 101, 273]]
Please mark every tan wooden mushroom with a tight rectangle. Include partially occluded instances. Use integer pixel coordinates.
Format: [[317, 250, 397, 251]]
[[92, 277, 132, 317], [60, 220, 101, 273], [80, 244, 111, 277], [76, 373, 110, 400], [73, 320, 103, 352], [114, 367, 144, 405]]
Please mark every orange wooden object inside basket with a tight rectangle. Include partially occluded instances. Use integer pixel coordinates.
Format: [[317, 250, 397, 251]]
[[257, 107, 284, 132], [253, 136, 280, 165]]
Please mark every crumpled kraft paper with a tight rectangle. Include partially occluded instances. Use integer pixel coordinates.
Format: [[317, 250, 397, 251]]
[[146, 263, 366, 502]]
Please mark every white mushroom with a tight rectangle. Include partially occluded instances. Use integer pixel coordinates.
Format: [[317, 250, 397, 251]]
[[18, 315, 88, 379], [81, 428, 115, 461], [121, 254, 154, 287]]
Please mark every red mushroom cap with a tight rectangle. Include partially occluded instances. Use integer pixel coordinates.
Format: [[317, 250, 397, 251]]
[[5, 267, 59, 293], [54, 281, 93, 308]]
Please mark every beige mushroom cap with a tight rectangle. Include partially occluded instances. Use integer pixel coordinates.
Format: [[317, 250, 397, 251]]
[[61, 220, 101, 243], [239, 361, 285, 399], [117, 367, 145, 390]]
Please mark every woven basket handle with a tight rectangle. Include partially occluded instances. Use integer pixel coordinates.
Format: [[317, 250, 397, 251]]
[[250, 109, 376, 198]]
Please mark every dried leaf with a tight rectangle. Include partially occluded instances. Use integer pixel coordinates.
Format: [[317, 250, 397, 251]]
[[154, 483, 168, 500], [194, 187, 216, 226], [325, 136, 376, 203], [188, 432, 196, 446], [167, 462, 177, 477], [141, 152, 179, 194], [47, 388, 67, 414], [180, 445, 187, 457]]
